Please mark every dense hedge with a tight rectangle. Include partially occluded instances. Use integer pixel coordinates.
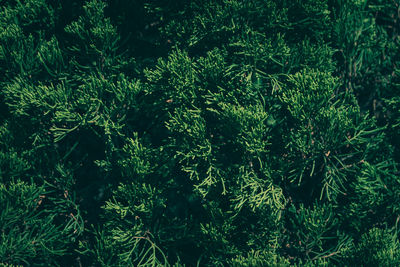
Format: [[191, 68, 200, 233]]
[[1, 0, 400, 266]]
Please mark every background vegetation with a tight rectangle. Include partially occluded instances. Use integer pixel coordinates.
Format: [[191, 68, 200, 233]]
[[1, 0, 400, 265]]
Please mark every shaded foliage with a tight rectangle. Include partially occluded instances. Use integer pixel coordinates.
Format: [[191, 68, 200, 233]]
[[1, 0, 400, 266]]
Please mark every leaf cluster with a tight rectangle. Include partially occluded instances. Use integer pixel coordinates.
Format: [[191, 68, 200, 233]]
[[1, 0, 400, 266]]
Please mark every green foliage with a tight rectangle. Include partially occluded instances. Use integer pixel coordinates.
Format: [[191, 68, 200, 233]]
[[343, 227, 400, 265], [229, 249, 290, 266], [0, 181, 82, 265], [1, 0, 400, 266]]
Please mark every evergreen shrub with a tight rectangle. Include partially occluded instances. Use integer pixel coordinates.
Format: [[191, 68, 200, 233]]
[[1, 0, 400, 266]]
